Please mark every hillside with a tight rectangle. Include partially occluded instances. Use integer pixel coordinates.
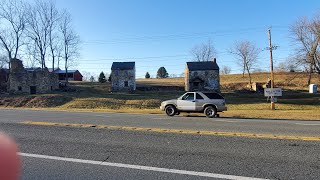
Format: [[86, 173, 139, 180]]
[[137, 72, 320, 91], [0, 72, 319, 120]]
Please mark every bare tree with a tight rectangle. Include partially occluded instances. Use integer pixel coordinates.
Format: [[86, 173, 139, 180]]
[[48, 2, 61, 71], [229, 40, 260, 89], [0, 0, 27, 66], [190, 40, 217, 62], [221, 65, 231, 75], [275, 62, 288, 72], [81, 71, 93, 82], [60, 10, 80, 83], [0, 55, 7, 68], [27, 0, 60, 69], [290, 14, 320, 84]]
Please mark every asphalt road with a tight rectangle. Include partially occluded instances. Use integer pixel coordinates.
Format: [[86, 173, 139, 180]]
[[0, 109, 320, 136], [0, 109, 320, 179]]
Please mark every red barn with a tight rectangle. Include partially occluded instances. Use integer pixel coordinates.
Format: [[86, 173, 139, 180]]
[[55, 69, 83, 81]]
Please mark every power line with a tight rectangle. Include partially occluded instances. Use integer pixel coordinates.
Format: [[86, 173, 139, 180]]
[[82, 27, 287, 45], [77, 54, 192, 62]]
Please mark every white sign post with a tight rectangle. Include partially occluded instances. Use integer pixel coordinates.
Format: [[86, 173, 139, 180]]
[[264, 88, 282, 97]]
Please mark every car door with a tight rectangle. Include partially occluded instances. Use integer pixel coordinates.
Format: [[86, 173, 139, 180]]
[[195, 93, 205, 111], [177, 92, 196, 111]]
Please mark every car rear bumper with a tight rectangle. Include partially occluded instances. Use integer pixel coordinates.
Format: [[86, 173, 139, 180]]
[[217, 106, 227, 112]]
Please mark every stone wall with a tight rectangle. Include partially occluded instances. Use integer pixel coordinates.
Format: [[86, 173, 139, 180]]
[[0, 69, 8, 92], [8, 59, 59, 94], [111, 69, 136, 91], [185, 70, 220, 92]]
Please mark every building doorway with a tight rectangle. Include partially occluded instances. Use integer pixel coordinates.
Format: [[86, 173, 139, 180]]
[[30, 86, 37, 94]]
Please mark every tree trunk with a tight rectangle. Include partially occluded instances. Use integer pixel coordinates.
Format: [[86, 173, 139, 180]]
[[307, 64, 312, 85], [242, 64, 245, 77], [51, 51, 55, 72], [52, 55, 55, 71], [65, 67, 68, 83], [247, 69, 252, 89], [245, 62, 252, 89]]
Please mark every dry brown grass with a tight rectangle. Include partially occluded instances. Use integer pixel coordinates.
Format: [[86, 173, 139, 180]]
[[220, 72, 320, 91], [1, 72, 319, 120], [137, 77, 184, 87]]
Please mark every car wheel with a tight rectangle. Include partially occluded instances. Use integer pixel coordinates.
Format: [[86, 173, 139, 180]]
[[204, 106, 217, 118], [165, 105, 176, 116]]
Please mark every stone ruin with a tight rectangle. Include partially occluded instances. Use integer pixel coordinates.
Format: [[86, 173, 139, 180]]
[[8, 59, 59, 94]]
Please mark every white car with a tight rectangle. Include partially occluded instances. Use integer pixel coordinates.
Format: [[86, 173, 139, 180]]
[[160, 92, 227, 118]]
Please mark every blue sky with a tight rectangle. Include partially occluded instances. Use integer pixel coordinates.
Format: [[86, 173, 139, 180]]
[[54, 0, 320, 78]]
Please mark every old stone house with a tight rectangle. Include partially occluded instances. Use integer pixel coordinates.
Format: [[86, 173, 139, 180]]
[[8, 59, 59, 94], [111, 62, 136, 91], [184, 58, 220, 92]]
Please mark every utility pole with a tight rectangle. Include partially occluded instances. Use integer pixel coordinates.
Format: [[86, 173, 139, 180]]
[[268, 28, 275, 110]]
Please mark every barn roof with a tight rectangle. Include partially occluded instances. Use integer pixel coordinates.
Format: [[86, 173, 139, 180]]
[[55, 70, 79, 74], [186, 60, 219, 71], [111, 62, 135, 70], [25, 67, 42, 72]]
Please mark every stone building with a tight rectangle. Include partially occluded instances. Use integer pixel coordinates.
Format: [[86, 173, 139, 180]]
[[184, 58, 220, 92], [0, 68, 9, 92], [8, 59, 59, 94], [111, 62, 136, 92]]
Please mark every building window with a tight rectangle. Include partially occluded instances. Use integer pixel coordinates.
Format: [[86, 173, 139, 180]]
[[18, 86, 22, 91], [124, 81, 128, 87]]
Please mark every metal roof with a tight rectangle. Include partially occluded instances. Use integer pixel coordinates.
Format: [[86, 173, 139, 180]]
[[25, 67, 42, 72], [186, 61, 219, 71], [111, 62, 135, 70], [55, 70, 79, 74], [48, 68, 60, 72]]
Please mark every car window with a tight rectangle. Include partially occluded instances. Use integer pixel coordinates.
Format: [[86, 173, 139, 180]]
[[196, 93, 204, 100], [182, 93, 195, 101], [204, 93, 224, 99]]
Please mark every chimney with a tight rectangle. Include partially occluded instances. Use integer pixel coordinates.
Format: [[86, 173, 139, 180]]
[[213, 58, 216, 63], [10, 58, 24, 72]]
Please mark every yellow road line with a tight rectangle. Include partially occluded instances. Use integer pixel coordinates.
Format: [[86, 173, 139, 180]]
[[19, 121, 320, 141]]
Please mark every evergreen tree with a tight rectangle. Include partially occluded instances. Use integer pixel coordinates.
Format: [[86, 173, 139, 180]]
[[89, 76, 95, 82], [98, 72, 106, 83], [156, 67, 168, 78], [145, 72, 150, 79]]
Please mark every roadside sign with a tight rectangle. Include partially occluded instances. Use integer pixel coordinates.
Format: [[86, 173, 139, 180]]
[[264, 88, 282, 97]]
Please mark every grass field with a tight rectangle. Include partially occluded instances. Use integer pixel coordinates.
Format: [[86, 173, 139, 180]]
[[0, 72, 319, 120]]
